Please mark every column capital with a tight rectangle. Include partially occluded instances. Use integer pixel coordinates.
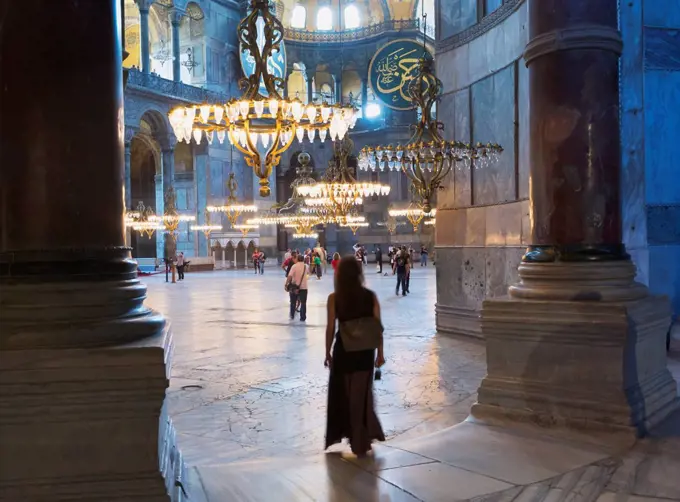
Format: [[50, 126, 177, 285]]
[[124, 126, 138, 145], [134, 0, 153, 12], [169, 8, 184, 26]]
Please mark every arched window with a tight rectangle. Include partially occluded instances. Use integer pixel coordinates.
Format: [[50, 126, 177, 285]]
[[317, 6, 333, 31], [344, 4, 360, 29], [290, 5, 306, 29]]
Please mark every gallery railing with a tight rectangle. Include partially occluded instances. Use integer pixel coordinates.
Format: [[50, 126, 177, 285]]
[[125, 68, 229, 105], [284, 19, 434, 43]]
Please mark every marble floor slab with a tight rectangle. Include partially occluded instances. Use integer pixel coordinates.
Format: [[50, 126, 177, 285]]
[[144, 268, 485, 465]]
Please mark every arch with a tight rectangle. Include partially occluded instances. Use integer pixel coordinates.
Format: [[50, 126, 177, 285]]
[[236, 240, 247, 269], [344, 4, 361, 29], [290, 4, 306, 28], [316, 6, 333, 31], [139, 109, 172, 148]]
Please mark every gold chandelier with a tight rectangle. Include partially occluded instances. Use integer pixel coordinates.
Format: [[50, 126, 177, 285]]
[[125, 201, 163, 238], [191, 211, 222, 238], [297, 136, 390, 218], [157, 187, 196, 239], [358, 12, 502, 213], [389, 204, 436, 232], [168, 0, 358, 197], [233, 223, 259, 238], [207, 173, 258, 227]]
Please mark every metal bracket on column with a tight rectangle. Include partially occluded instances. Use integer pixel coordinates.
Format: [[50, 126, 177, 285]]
[[524, 24, 623, 66]]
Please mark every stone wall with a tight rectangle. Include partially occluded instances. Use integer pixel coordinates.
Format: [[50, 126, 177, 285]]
[[621, 0, 680, 316], [435, 0, 680, 337], [434, 0, 528, 338]]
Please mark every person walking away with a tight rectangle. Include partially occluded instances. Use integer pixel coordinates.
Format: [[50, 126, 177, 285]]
[[331, 252, 341, 273], [259, 250, 266, 274], [325, 256, 386, 456], [420, 245, 428, 267], [286, 255, 309, 321], [313, 252, 323, 279], [375, 246, 383, 274], [176, 252, 185, 281], [282, 251, 296, 276], [403, 246, 412, 294], [252, 248, 261, 274], [284, 248, 292, 263], [395, 248, 407, 296]]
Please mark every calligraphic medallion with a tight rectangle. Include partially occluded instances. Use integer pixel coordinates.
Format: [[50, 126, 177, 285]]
[[368, 39, 433, 110], [239, 13, 287, 97]]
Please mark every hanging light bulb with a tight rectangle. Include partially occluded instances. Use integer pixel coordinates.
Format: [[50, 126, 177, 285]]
[[199, 105, 210, 123], [206, 130, 214, 145], [296, 127, 305, 143], [249, 131, 259, 147], [321, 106, 331, 122], [306, 105, 317, 123], [261, 132, 270, 148], [307, 128, 316, 142], [291, 100, 304, 122], [239, 100, 249, 119], [238, 129, 247, 146], [268, 99, 279, 116], [319, 128, 328, 142], [254, 100, 265, 118], [193, 128, 202, 144], [217, 130, 226, 144], [214, 106, 224, 125]]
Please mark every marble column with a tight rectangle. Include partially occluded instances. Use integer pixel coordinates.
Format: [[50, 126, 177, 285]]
[[306, 74, 314, 104], [472, 0, 678, 438], [335, 72, 343, 105], [170, 9, 182, 82], [137, 0, 151, 74], [0, 0, 180, 499]]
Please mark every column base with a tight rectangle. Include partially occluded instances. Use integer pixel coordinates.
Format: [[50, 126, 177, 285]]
[[472, 261, 679, 438], [0, 326, 182, 501]]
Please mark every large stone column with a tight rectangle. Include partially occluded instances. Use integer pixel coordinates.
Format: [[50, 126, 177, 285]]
[[306, 74, 314, 104], [361, 77, 368, 118], [137, 0, 151, 74], [334, 71, 343, 105], [161, 147, 176, 260], [472, 0, 678, 438], [0, 1, 180, 500], [170, 9, 182, 82]]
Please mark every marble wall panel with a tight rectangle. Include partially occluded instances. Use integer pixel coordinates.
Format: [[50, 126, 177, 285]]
[[484, 246, 523, 299], [485, 202, 522, 246], [209, 159, 224, 200], [461, 247, 487, 307], [644, 71, 680, 205], [620, 0, 648, 252], [520, 199, 531, 245], [647, 205, 680, 245], [648, 244, 680, 314], [436, 208, 468, 247], [438, 0, 477, 41], [517, 59, 530, 200], [465, 206, 486, 245], [644, 28, 680, 71], [438, 44, 470, 95], [471, 65, 516, 205], [435, 247, 466, 306], [643, 0, 680, 29]]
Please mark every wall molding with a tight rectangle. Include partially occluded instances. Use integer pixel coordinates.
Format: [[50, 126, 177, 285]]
[[437, 0, 525, 53]]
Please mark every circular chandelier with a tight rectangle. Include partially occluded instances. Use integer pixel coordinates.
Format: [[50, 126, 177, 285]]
[[158, 187, 196, 238], [168, 0, 358, 198], [358, 10, 502, 213], [126, 201, 163, 238], [206, 173, 257, 227], [389, 205, 436, 232], [233, 223, 259, 237], [297, 136, 390, 218]]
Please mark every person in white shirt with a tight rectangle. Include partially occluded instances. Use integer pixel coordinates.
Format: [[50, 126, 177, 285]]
[[175, 252, 185, 281], [286, 255, 309, 321]]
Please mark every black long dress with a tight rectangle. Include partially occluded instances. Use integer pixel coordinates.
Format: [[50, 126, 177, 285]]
[[325, 287, 385, 454]]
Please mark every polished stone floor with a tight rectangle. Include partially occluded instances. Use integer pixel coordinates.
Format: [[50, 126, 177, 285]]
[[144, 266, 486, 466], [143, 268, 680, 502]]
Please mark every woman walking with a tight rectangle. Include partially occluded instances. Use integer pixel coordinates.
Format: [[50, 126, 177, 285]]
[[325, 256, 385, 456]]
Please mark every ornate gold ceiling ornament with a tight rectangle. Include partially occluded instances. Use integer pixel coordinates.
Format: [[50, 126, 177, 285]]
[[169, 0, 358, 197], [206, 173, 258, 227]]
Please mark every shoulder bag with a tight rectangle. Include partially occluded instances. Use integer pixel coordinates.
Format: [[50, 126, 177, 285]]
[[339, 316, 383, 352]]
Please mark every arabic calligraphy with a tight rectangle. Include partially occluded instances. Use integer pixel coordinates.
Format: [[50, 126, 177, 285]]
[[369, 40, 433, 110]]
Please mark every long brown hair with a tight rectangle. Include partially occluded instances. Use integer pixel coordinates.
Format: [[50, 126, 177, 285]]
[[334, 255, 364, 315]]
